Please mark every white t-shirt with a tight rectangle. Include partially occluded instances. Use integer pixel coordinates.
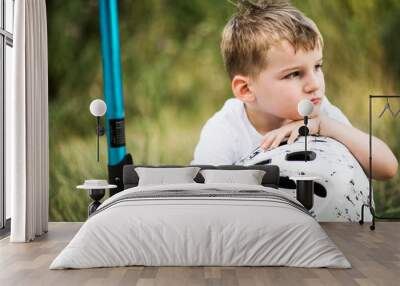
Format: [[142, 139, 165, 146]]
[[191, 97, 351, 165]]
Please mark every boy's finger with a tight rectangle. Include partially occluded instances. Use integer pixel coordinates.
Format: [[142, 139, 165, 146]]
[[287, 131, 298, 144], [270, 135, 285, 149], [260, 135, 275, 150]]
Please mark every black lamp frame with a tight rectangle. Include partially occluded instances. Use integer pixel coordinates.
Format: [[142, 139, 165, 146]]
[[359, 95, 400, 230], [96, 116, 105, 162]]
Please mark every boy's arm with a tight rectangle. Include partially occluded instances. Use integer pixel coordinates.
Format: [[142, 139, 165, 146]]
[[320, 115, 398, 180], [260, 114, 397, 180]]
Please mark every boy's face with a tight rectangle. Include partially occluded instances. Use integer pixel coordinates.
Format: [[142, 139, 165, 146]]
[[248, 40, 325, 120]]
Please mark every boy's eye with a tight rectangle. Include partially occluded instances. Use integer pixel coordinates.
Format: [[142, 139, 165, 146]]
[[315, 63, 323, 70], [284, 71, 300, 79]]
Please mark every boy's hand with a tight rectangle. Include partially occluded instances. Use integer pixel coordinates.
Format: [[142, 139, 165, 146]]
[[260, 115, 324, 151]]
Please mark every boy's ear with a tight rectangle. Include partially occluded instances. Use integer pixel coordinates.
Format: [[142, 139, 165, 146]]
[[231, 75, 256, 103]]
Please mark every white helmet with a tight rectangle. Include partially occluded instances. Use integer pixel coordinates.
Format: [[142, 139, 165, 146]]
[[237, 136, 373, 222]]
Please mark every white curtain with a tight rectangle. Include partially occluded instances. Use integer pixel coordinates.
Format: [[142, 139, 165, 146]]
[[7, 0, 49, 242]]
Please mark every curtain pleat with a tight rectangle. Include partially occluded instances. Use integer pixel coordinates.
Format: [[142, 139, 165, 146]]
[[9, 0, 49, 242], [43, 0, 50, 233], [9, 0, 27, 242]]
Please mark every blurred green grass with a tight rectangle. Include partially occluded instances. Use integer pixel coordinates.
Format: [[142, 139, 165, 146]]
[[48, 0, 400, 221]]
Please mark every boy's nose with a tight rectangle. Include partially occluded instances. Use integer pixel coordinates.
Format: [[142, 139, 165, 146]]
[[303, 74, 321, 94]]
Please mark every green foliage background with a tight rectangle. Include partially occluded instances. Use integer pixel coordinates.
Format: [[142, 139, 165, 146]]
[[47, 0, 400, 221]]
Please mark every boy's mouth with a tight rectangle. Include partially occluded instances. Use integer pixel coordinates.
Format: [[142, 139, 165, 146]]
[[310, 98, 321, 105]]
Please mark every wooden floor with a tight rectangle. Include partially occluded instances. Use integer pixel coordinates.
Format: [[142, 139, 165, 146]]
[[0, 222, 399, 286]]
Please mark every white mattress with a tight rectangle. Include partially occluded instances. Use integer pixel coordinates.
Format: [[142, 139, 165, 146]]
[[50, 183, 351, 269]]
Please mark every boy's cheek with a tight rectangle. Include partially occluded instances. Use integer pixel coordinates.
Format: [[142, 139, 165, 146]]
[[255, 96, 301, 119]]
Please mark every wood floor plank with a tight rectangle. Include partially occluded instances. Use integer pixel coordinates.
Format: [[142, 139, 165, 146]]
[[0, 222, 399, 286], [117, 267, 142, 286]]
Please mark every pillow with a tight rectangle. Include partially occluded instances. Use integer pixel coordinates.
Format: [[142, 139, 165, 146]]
[[135, 167, 201, 186], [200, 169, 266, 185]]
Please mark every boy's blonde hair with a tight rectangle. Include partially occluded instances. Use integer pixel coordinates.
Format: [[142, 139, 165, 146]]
[[221, 0, 323, 79]]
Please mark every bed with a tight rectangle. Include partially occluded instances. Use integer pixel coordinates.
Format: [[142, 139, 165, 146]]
[[50, 165, 351, 269]]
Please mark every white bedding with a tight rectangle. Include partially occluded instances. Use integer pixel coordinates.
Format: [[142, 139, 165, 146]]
[[50, 183, 351, 269]]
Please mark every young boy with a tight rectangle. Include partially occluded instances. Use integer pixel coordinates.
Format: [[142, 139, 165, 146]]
[[191, 0, 398, 180]]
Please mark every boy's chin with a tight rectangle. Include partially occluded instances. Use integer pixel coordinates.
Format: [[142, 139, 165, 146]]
[[290, 110, 320, 121], [309, 109, 321, 116]]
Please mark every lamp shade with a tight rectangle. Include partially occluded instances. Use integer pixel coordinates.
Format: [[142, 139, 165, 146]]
[[90, 99, 107, 117], [297, 99, 314, 117]]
